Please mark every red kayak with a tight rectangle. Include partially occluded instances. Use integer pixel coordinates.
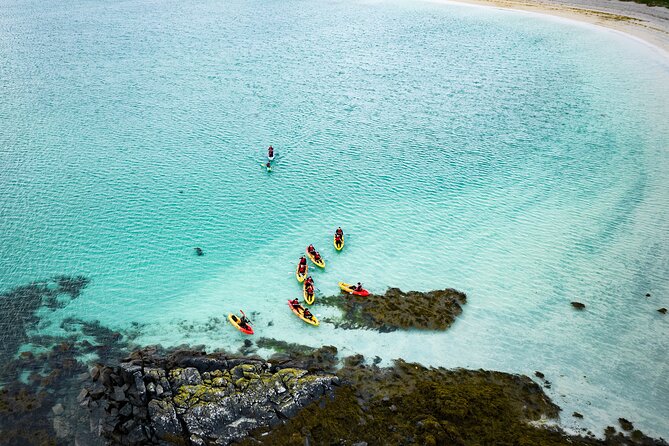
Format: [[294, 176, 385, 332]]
[[338, 282, 370, 297]]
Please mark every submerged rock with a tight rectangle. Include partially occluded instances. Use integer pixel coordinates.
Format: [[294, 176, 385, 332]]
[[658, 308, 667, 314], [319, 287, 467, 331]]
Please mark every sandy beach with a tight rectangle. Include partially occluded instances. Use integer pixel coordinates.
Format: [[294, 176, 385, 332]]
[[428, 0, 669, 56]]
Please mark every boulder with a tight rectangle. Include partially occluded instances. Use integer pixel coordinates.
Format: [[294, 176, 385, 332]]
[[148, 399, 183, 441]]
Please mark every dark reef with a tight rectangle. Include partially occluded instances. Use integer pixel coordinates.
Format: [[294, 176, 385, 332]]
[[1, 279, 667, 446], [319, 287, 466, 331]]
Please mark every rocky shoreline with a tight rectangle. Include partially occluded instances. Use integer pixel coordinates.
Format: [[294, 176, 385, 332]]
[[79, 344, 666, 446], [81, 346, 341, 445], [1, 278, 667, 445]]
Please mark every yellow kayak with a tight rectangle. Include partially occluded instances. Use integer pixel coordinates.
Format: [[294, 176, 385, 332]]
[[287, 300, 319, 326], [334, 234, 344, 251], [303, 282, 315, 305], [228, 313, 254, 335], [296, 263, 308, 283], [306, 248, 325, 268]]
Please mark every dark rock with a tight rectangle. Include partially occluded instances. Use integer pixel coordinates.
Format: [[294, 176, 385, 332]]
[[195, 247, 204, 256], [112, 386, 127, 402], [77, 388, 89, 403], [119, 403, 133, 417], [534, 371, 545, 379], [658, 308, 667, 314], [618, 418, 634, 431], [571, 302, 586, 309], [573, 412, 583, 418], [52, 403, 65, 415], [318, 287, 467, 331], [148, 399, 183, 440], [646, 293, 651, 297], [344, 354, 364, 367]]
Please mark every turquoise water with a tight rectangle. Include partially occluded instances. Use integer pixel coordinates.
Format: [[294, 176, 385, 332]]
[[1, 0, 669, 438]]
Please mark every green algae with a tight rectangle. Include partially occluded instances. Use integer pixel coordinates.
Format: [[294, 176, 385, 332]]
[[319, 287, 466, 331], [237, 359, 585, 446]]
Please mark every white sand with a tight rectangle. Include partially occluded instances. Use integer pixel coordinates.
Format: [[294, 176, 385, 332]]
[[424, 0, 669, 56]]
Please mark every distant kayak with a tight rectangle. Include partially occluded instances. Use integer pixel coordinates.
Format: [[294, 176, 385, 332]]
[[306, 248, 325, 268], [296, 263, 308, 283], [338, 282, 370, 297], [303, 282, 315, 305], [287, 300, 319, 326], [334, 234, 344, 251], [228, 313, 254, 335]]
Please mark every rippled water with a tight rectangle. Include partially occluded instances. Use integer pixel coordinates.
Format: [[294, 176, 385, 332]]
[[1, 0, 668, 438]]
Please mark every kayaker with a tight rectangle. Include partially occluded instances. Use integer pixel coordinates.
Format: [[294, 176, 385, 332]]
[[353, 282, 363, 292], [268, 146, 274, 158], [298, 263, 307, 274], [266, 161, 271, 168], [303, 308, 313, 320], [239, 313, 251, 329], [305, 276, 314, 286], [335, 227, 343, 238], [289, 298, 301, 308], [334, 234, 342, 247], [313, 252, 322, 262], [307, 244, 316, 254], [305, 284, 314, 295], [299, 256, 307, 266]]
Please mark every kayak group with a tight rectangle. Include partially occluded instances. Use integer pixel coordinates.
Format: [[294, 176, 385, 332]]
[[229, 225, 370, 334]]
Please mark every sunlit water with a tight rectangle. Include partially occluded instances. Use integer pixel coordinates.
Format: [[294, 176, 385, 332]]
[[1, 0, 668, 438]]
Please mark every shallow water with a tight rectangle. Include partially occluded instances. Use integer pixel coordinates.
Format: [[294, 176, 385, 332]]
[[1, 0, 668, 438]]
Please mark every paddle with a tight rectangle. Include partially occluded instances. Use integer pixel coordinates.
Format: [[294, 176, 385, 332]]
[[239, 309, 252, 326]]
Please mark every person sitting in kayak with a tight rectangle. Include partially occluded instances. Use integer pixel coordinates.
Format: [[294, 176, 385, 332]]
[[335, 227, 343, 238], [289, 298, 301, 308], [303, 308, 313, 320], [299, 256, 307, 266], [352, 282, 363, 292], [298, 263, 307, 274], [305, 276, 314, 286], [307, 244, 316, 254], [239, 314, 251, 329], [268, 146, 274, 158], [313, 252, 322, 262], [265, 161, 271, 169], [305, 284, 314, 295], [334, 234, 343, 247]]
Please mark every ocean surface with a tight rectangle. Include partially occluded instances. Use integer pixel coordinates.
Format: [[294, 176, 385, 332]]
[[1, 0, 668, 438]]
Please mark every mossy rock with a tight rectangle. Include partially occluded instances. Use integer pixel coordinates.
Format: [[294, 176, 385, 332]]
[[319, 287, 467, 331]]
